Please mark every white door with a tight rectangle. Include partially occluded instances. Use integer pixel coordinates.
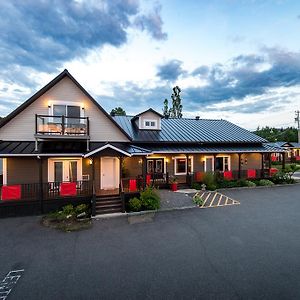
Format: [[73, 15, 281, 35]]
[[101, 157, 120, 190], [205, 156, 214, 172]]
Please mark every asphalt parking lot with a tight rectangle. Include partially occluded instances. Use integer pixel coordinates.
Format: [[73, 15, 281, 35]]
[[1, 184, 300, 299]]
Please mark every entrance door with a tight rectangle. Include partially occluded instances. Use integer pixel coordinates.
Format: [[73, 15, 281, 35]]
[[101, 157, 120, 190], [205, 156, 214, 172]]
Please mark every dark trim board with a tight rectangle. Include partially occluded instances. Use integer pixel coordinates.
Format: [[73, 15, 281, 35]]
[[0, 196, 91, 218]]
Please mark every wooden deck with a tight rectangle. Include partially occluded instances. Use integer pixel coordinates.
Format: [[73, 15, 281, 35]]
[[96, 188, 119, 196]]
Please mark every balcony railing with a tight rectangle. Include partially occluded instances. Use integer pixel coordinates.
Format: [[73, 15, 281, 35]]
[[35, 114, 89, 136]]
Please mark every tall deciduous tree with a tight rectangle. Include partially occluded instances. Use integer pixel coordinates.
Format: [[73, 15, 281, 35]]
[[162, 86, 183, 118], [110, 107, 126, 116]]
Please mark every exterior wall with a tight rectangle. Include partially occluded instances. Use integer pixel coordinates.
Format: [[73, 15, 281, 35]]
[[138, 111, 161, 130], [0, 77, 129, 142]]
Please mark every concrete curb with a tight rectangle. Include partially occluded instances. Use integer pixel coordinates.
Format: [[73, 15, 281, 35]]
[[216, 182, 300, 192], [92, 205, 197, 220]]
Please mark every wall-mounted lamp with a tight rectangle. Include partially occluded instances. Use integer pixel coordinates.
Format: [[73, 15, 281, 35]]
[[89, 159, 93, 165], [138, 159, 142, 165], [165, 158, 169, 163], [82, 106, 85, 110], [48, 104, 51, 108]]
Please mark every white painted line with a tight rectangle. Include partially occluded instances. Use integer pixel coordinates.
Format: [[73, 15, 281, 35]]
[[201, 193, 211, 207], [217, 194, 222, 206], [0, 269, 24, 300]]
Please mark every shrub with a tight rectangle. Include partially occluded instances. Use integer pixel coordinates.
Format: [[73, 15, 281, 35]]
[[238, 179, 256, 187], [193, 193, 204, 206], [258, 179, 274, 186], [271, 170, 290, 184], [191, 182, 202, 190], [140, 186, 160, 210], [207, 184, 217, 191], [217, 180, 239, 189], [75, 204, 89, 215], [129, 197, 142, 212], [202, 172, 216, 187]]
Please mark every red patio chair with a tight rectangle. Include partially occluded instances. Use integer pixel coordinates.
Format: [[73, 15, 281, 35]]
[[247, 169, 256, 179], [271, 155, 277, 162], [1, 185, 21, 200], [269, 168, 278, 176], [146, 174, 151, 185], [223, 171, 233, 180], [60, 182, 77, 196], [195, 171, 204, 182], [296, 156, 300, 161], [129, 179, 137, 192]]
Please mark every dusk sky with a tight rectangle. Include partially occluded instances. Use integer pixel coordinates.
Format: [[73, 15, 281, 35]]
[[1, 0, 300, 130]]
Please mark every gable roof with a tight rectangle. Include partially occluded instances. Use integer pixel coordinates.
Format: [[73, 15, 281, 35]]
[[131, 108, 163, 121], [113, 115, 267, 144], [0, 69, 132, 140]]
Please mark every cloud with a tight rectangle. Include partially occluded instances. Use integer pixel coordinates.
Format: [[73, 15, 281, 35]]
[[156, 59, 185, 81], [0, 0, 167, 90], [134, 4, 167, 40]]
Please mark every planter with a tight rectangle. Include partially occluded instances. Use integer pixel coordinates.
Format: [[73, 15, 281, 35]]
[[171, 183, 178, 191]]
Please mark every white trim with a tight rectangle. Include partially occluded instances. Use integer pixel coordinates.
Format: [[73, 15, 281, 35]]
[[174, 156, 194, 175], [146, 156, 167, 174], [3, 158, 7, 185], [48, 158, 82, 182], [0, 154, 84, 157], [144, 119, 157, 129], [84, 144, 131, 158], [204, 156, 214, 172], [215, 155, 231, 171]]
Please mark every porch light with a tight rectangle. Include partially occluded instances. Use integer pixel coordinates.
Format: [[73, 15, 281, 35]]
[[89, 159, 93, 165], [166, 158, 169, 163], [138, 159, 142, 164]]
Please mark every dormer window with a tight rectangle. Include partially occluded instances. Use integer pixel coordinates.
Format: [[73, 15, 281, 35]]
[[144, 120, 157, 128]]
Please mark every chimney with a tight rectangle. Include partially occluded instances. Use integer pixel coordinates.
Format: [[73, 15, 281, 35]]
[[195, 116, 200, 120]]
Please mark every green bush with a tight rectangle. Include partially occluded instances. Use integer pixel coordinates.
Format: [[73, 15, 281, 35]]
[[217, 180, 239, 188], [140, 186, 160, 210], [193, 194, 204, 206], [75, 204, 89, 215], [207, 184, 217, 191], [238, 179, 256, 187], [62, 204, 75, 216], [258, 179, 274, 186], [202, 172, 216, 186], [191, 182, 202, 190], [128, 197, 142, 212]]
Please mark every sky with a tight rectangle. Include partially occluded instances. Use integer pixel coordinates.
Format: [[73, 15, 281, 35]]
[[0, 0, 300, 130]]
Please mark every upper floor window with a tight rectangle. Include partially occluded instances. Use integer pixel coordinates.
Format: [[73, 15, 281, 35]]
[[144, 120, 157, 128]]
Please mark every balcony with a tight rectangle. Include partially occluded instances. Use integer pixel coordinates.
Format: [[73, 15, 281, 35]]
[[35, 115, 89, 139]]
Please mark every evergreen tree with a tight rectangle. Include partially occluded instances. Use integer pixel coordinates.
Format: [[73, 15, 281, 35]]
[[163, 86, 183, 118], [110, 107, 126, 116]]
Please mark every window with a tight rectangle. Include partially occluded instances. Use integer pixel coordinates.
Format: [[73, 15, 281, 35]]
[[48, 159, 82, 182], [144, 120, 157, 128], [52, 104, 81, 124], [174, 157, 193, 175], [147, 159, 164, 174], [215, 156, 230, 172]]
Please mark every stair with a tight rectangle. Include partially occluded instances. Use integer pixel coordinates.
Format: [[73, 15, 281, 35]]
[[95, 195, 123, 215], [177, 183, 191, 190]]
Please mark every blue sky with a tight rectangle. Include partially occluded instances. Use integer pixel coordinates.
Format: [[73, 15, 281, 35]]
[[0, 0, 300, 129]]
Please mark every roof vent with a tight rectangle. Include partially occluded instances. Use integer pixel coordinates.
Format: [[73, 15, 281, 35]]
[[195, 116, 200, 120]]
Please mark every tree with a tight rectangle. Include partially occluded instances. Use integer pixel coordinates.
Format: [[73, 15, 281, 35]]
[[254, 126, 298, 142], [162, 86, 183, 118], [110, 107, 126, 116]]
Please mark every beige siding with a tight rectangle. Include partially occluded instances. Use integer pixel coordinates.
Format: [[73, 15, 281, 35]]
[[0, 77, 129, 142], [138, 111, 161, 130]]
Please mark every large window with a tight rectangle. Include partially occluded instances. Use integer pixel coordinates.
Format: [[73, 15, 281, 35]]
[[147, 159, 164, 174], [49, 159, 82, 182], [174, 157, 193, 175], [53, 104, 81, 124], [215, 156, 230, 171]]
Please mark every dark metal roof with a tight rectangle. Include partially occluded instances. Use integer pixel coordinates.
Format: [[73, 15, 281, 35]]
[[113, 116, 267, 144], [0, 69, 132, 141], [140, 143, 284, 154], [131, 108, 164, 121]]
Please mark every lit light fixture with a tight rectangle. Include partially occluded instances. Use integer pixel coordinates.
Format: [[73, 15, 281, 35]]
[[166, 158, 169, 163], [82, 106, 85, 110], [138, 159, 142, 164], [48, 104, 51, 108], [89, 159, 93, 165]]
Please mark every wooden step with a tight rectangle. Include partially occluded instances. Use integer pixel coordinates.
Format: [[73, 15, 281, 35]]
[[96, 207, 123, 215], [95, 196, 123, 215]]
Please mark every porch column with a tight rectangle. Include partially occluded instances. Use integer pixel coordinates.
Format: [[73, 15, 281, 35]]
[[186, 154, 190, 185], [38, 156, 44, 214], [238, 153, 242, 179], [268, 153, 272, 169], [119, 156, 123, 192], [142, 156, 147, 189], [261, 153, 265, 178], [282, 152, 286, 170], [91, 157, 96, 216], [213, 154, 217, 172]]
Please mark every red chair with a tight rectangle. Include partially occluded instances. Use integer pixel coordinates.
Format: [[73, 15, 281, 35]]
[[1, 185, 21, 200], [223, 171, 233, 180], [269, 168, 278, 176], [195, 171, 204, 182], [146, 175, 151, 185], [296, 156, 300, 161], [60, 182, 77, 196], [271, 155, 277, 162], [129, 179, 137, 192], [247, 169, 256, 179]]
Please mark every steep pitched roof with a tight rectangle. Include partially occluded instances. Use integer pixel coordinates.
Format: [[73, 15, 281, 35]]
[[113, 115, 267, 144], [0, 69, 132, 140]]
